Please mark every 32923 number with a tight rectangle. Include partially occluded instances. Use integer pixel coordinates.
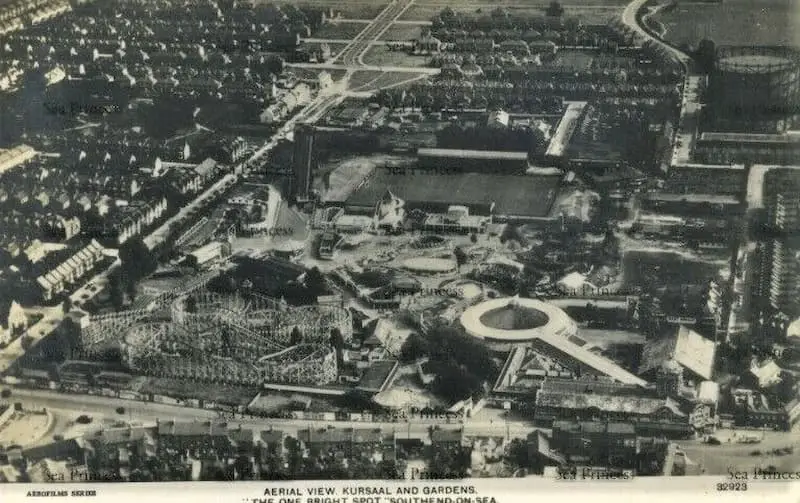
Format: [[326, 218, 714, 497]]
[[717, 482, 748, 491]]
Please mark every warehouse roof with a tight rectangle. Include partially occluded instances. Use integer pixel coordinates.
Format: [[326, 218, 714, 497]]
[[699, 132, 800, 144], [416, 148, 529, 161]]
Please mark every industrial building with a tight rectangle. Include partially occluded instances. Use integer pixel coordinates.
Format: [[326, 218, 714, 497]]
[[0, 144, 36, 174], [186, 240, 232, 269], [770, 192, 800, 234], [707, 46, 800, 133], [292, 124, 316, 201], [343, 168, 561, 221], [637, 192, 742, 219], [766, 238, 800, 314], [663, 163, 747, 196], [533, 378, 693, 438], [550, 421, 637, 467], [694, 132, 800, 165], [415, 148, 530, 174]]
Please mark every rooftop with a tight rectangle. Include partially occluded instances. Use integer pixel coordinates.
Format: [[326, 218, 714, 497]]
[[416, 148, 528, 161], [699, 132, 800, 144], [537, 391, 686, 417]]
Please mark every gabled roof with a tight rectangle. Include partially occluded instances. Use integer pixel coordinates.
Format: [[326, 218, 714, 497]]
[[640, 326, 716, 380]]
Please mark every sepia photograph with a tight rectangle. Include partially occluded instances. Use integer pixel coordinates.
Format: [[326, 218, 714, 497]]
[[0, 0, 797, 498]]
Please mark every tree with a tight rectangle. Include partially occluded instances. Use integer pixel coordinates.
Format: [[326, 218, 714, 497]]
[[305, 267, 326, 298], [329, 328, 344, 350], [109, 272, 125, 311], [20, 335, 33, 351], [126, 279, 137, 301], [0, 389, 10, 398], [265, 55, 285, 75], [290, 326, 302, 346], [185, 296, 198, 313], [428, 443, 470, 479], [453, 246, 467, 272], [546, 1, 564, 17], [470, 233, 478, 244], [506, 438, 530, 468], [500, 224, 527, 247], [399, 333, 429, 363], [119, 237, 157, 282]]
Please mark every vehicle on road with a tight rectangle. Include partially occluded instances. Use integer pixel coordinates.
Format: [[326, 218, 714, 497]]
[[737, 434, 762, 444]]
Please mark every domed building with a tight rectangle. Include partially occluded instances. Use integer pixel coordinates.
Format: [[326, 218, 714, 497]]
[[459, 295, 578, 352]]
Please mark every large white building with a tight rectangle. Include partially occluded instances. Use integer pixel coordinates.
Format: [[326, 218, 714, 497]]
[[0, 144, 36, 174], [0, 300, 26, 345], [36, 240, 105, 300]]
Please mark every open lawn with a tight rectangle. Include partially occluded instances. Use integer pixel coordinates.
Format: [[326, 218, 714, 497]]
[[347, 167, 561, 218], [137, 378, 259, 405], [653, 0, 800, 48], [288, 67, 348, 82], [379, 22, 424, 41], [301, 41, 349, 57], [361, 45, 431, 68], [347, 70, 387, 89], [266, 0, 388, 19], [312, 21, 368, 39], [348, 70, 431, 91], [400, 1, 626, 22]]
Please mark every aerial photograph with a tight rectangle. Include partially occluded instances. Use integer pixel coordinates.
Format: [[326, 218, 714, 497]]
[[0, 0, 798, 486]]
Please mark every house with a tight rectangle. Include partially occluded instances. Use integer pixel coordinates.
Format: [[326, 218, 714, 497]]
[[430, 428, 464, 446], [44, 216, 81, 241], [533, 378, 693, 439], [550, 421, 636, 468], [24, 239, 46, 263], [26, 458, 84, 483], [638, 325, 717, 381], [747, 359, 784, 389], [259, 429, 286, 458], [0, 299, 27, 345], [414, 34, 442, 54], [36, 240, 104, 301]]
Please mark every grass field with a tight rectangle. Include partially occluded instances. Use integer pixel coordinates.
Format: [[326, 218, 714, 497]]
[[346, 168, 561, 218], [301, 41, 349, 55], [312, 21, 368, 39], [347, 70, 430, 91], [653, 0, 800, 48], [378, 22, 424, 41], [289, 67, 348, 81], [138, 378, 259, 405], [267, 0, 388, 19], [361, 45, 430, 67], [400, 0, 626, 22], [346, 70, 387, 89]]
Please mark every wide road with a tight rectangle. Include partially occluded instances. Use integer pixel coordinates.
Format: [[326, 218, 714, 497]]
[[621, 0, 691, 70], [333, 0, 415, 67], [6, 386, 539, 440]]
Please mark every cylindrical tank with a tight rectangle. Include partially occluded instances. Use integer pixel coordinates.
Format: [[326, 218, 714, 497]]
[[709, 46, 800, 121]]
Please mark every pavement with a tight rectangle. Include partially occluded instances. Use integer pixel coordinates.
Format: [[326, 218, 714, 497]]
[[288, 62, 439, 74], [332, 0, 415, 67], [6, 386, 540, 441]]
